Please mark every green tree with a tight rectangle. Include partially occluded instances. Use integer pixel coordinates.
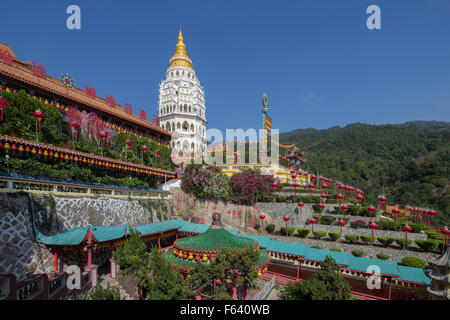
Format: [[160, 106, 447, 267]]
[[89, 283, 121, 300], [282, 256, 351, 300]]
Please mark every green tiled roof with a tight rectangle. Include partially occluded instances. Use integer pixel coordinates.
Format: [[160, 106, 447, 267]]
[[133, 219, 186, 236], [237, 234, 272, 248], [175, 228, 255, 251], [36, 227, 88, 246], [428, 247, 450, 268], [92, 225, 128, 242], [265, 240, 307, 257], [303, 247, 349, 266], [178, 222, 210, 234], [397, 266, 431, 285], [346, 256, 401, 277]]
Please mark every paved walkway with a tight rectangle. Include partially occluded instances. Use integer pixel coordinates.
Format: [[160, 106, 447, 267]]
[[266, 288, 283, 300]]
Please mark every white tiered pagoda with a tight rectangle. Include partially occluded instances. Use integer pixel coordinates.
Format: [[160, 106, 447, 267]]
[[158, 28, 207, 155]]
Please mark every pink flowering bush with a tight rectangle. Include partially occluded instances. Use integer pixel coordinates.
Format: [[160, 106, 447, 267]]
[[181, 164, 230, 200], [229, 169, 274, 205]]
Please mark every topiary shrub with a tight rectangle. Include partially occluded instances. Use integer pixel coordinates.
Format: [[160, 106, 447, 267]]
[[394, 238, 413, 249], [401, 256, 427, 268], [376, 253, 390, 260], [352, 250, 364, 257], [287, 227, 296, 236], [310, 245, 321, 249], [360, 235, 374, 244], [329, 248, 341, 252], [320, 216, 336, 225], [344, 235, 359, 244], [414, 240, 439, 252], [313, 230, 327, 239], [376, 237, 395, 247], [297, 228, 310, 238], [328, 232, 341, 241], [350, 220, 367, 229], [266, 224, 276, 234]]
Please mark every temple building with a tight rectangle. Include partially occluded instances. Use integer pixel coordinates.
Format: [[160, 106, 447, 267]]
[[426, 247, 450, 300], [158, 29, 207, 155]]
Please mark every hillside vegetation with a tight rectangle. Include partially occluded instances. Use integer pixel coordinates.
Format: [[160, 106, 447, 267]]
[[279, 121, 450, 226]]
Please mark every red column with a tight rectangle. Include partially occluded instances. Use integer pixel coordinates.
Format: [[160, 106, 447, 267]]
[[79, 247, 83, 272], [231, 286, 237, 300], [54, 248, 59, 272], [243, 288, 248, 300], [296, 259, 300, 282], [88, 247, 92, 266], [176, 231, 178, 241], [158, 234, 161, 251]]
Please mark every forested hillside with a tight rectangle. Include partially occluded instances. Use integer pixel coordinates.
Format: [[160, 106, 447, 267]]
[[279, 121, 450, 226]]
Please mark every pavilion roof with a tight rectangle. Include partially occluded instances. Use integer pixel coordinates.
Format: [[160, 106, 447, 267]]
[[175, 228, 256, 251], [396, 266, 431, 285], [427, 247, 450, 268], [346, 256, 401, 277], [265, 240, 308, 258]]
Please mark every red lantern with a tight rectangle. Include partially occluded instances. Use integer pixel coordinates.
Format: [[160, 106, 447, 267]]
[[297, 202, 304, 215], [292, 183, 299, 196], [341, 205, 349, 218], [337, 194, 344, 207], [368, 206, 376, 222], [308, 183, 314, 195], [0, 97, 11, 121], [441, 227, 450, 247], [33, 109, 45, 132], [215, 278, 221, 285], [309, 218, 317, 232], [320, 193, 327, 204], [427, 210, 437, 226], [402, 225, 413, 247], [283, 216, 290, 234], [126, 140, 133, 153], [392, 208, 401, 223], [317, 203, 325, 216], [378, 196, 387, 209], [259, 214, 266, 232], [338, 219, 346, 237], [141, 145, 148, 159], [356, 195, 364, 208]]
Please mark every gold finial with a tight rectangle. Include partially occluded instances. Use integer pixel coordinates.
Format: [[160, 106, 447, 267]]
[[169, 27, 193, 69]]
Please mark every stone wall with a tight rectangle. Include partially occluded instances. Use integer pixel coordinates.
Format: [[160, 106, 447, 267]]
[[0, 192, 172, 281]]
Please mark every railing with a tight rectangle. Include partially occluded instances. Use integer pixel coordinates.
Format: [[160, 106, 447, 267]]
[[254, 275, 275, 300], [48, 273, 67, 298], [17, 276, 43, 300]]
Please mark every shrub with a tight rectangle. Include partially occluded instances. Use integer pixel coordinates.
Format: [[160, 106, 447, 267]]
[[427, 232, 444, 241], [350, 220, 367, 229], [328, 232, 341, 241], [408, 223, 426, 234], [310, 246, 321, 249], [320, 216, 336, 225], [287, 227, 296, 236], [344, 235, 359, 244], [266, 224, 276, 234], [90, 284, 121, 300], [313, 231, 327, 239], [401, 257, 427, 268], [297, 228, 310, 238], [376, 237, 395, 247], [414, 240, 440, 252], [394, 238, 413, 249], [230, 169, 274, 205], [329, 248, 341, 252], [377, 218, 401, 231], [360, 235, 374, 244], [376, 253, 390, 260], [352, 250, 364, 257]]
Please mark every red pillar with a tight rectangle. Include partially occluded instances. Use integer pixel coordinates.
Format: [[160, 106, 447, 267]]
[[243, 288, 248, 300], [54, 248, 59, 272], [79, 247, 83, 272], [176, 231, 178, 241], [296, 259, 300, 282], [158, 234, 161, 251], [88, 247, 92, 266], [231, 285, 237, 300]]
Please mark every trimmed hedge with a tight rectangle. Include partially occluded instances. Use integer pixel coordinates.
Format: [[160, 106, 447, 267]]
[[401, 256, 427, 268], [376, 237, 395, 247], [328, 232, 341, 241], [310, 246, 321, 249], [287, 227, 296, 236], [320, 216, 336, 225], [329, 248, 341, 252], [266, 224, 276, 234], [394, 238, 413, 249], [376, 253, 390, 260], [352, 250, 364, 257], [313, 231, 327, 239], [297, 228, 310, 238], [414, 240, 440, 252], [344, 235, 359, 244], [360, 235, 374, 244]]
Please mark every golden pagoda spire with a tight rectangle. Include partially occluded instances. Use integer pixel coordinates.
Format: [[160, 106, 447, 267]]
[[169, 27, 193, 69]]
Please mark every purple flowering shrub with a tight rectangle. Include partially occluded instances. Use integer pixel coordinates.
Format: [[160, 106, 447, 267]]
[[229, 169, 274, 205], [181, 164, 230, 200]]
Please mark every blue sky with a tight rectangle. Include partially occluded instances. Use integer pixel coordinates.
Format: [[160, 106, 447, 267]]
[[1, 0, 449, 134]]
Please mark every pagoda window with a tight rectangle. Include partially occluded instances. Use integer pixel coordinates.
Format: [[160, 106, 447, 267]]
[[172, 123, 175, 131], [191, 143, 195, 150], [182, 121, 188, 131], [176, 71, 179, 76], [177, 122, 181, 130], [190, 124, 194, 132], [189, 106, 191, 113]]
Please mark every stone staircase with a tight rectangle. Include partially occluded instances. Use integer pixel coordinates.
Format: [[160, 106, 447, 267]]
[[98, 273, 133, 300]]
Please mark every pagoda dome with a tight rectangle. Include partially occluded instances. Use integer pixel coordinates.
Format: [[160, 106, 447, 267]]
[[168, 28, 193, 69]]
